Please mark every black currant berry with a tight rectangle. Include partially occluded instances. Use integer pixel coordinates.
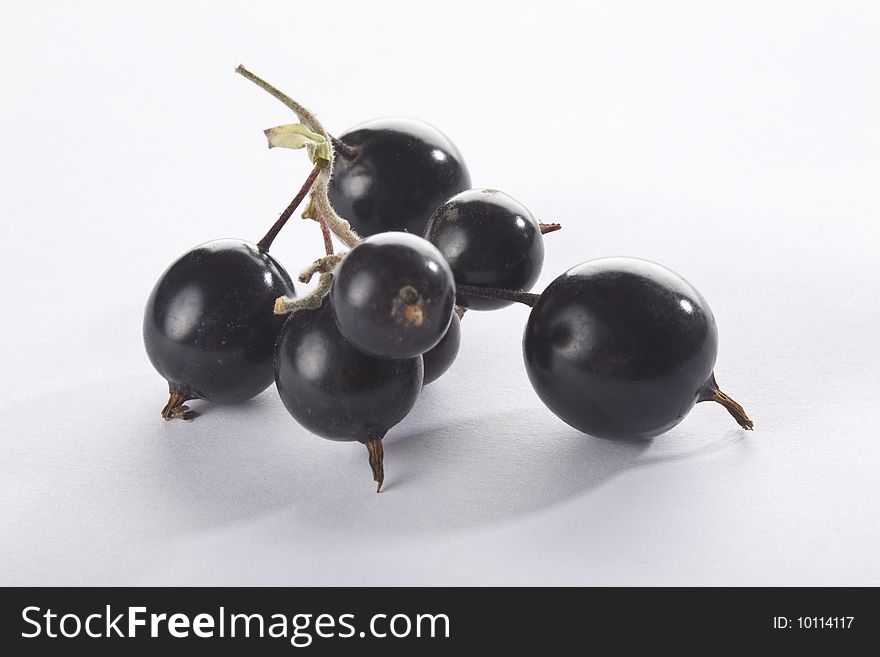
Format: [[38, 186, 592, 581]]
[[522, 257, 752, 440], [274, 298, 423, 491], [426, 189, 544, 310], [144, 239, 296, 419], [422, 310, 461, 385], [331, 232, 455, 359], [327, 117, 471, 237]]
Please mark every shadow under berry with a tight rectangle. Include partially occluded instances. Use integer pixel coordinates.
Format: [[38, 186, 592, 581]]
[[149, 400, 746, 539]]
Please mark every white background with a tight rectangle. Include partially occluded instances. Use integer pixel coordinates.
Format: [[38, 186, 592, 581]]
[[1, 1, 878, 586]]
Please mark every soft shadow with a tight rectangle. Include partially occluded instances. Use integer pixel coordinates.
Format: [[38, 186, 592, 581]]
[[4, 364, 751, 553], [148, 399, 747, 539], [633, 428, 747, 467], [175, 396, 262, 418]]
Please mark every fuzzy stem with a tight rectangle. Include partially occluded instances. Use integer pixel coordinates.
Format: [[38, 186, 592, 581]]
[[330, 134, 359, 160], [274, 272, 333, 315], [455, 284, 541, 307], [257, 161, 324, 252], [235, 65, 323, 130], [365, 436, 385, 493], [298, 254, 343, 284], [235, 65, 362, 248], [698, 373, 754, 430], [310, 185, 361, 247], [539, 222, 562, 235]]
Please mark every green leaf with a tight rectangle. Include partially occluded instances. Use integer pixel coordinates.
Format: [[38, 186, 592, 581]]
[[301, 195, 316, 220], [263, 123, 330, 162]]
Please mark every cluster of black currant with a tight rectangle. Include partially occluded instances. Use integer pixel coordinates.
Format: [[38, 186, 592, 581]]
[[143, 66, 752, 493]]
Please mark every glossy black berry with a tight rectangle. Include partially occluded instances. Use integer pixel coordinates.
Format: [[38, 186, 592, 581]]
[[327, 117, 471, 237], [144, 239, 296, 418], [523, 257, 752, 440], [331, 232, 455, 359], [422, 311, 461, 385], [426, 189, 544, 310], [274, 298, 423, 491]]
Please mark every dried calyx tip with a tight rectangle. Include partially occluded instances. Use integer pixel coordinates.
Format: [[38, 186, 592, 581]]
[[719, 393, 754, 431], [161, 386, 198, 421], [403, 303, 424, 326], [365, 436, 385, 493], [397, 286, 425, 327], [539, 222, 562, 235], [700, 374, 754, 431]]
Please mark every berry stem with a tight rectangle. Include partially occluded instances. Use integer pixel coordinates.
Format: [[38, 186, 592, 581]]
[[330, 134, 359, 160], [698, 373, 754, 430], [235, 65, 362, 248], [364, 436, 385, 493], [539, 222, 562, 235], [316, 208, 334, 255], [257, 161, 324, 252], [455, 284, 541, 307]]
